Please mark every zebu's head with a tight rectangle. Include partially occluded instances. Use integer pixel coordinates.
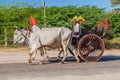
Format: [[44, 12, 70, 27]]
[[13, 28, 27, 44]]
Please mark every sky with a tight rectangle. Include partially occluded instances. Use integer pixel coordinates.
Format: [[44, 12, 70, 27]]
[[0, 0, 114, 11]]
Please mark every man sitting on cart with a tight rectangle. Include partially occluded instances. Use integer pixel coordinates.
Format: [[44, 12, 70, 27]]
[[71, 16, 82, 45], [72, 16, 81, 35]]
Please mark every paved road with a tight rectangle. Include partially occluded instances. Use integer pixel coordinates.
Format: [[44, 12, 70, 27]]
[[0, 50, 120, 80]]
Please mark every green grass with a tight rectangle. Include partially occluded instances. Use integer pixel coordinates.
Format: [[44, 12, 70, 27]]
[[104, 37, 120, 49]]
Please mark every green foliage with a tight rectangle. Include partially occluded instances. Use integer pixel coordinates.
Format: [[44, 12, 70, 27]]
[[108, 13, 120, 37], [104, 37, 120, 49], [0, 4, 106, 30], [111, 0, 120, 6]]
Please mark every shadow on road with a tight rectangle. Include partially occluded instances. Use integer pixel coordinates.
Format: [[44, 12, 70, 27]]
[[49, 55, 120, 63], [0, 55, 120, 66], [100, 55, 120, 62], [49, 56, 77, 63]]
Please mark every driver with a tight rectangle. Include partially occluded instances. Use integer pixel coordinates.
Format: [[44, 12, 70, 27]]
[[72, 16, 81, 35]]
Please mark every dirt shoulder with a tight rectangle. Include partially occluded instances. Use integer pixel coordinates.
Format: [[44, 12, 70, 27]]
[[0, 48, 120, 52], [0, 48, 28, 52]]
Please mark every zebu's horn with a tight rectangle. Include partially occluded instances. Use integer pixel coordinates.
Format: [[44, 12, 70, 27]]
[[15, 26, 19, 30]]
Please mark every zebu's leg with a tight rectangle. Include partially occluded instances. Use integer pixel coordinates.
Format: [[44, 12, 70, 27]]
[[60, 44, 68, 64], [28, 46, 39, 64], [57, 47, 63, 59], [28, 52, 33, 64], [60, 37, 71, 64], [43, 47, 49, 60], [57, 46, 75, 59], [68, 44, 80, 63], [32, 50, 38, 61], [39, 48, 45, 64], [60, 33, 72, 64]]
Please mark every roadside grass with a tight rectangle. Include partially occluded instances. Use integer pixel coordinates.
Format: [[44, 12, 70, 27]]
[[104, 37, 120, 49]]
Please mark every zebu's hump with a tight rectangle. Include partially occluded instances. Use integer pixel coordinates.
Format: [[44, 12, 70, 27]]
[[61, 27, 71, 33]]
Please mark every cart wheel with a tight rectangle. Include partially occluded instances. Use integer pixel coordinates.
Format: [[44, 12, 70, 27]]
[[78, 34, 105, 62]]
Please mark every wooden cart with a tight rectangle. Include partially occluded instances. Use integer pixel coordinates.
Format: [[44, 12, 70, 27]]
[[73, 28, 105, 62]]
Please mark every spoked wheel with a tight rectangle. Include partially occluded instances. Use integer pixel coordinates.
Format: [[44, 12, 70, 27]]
[[78, 34, 105, 62]]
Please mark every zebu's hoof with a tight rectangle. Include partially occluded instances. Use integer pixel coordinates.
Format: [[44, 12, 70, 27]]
[[46, 56, 49, 60], [57, 56, 61, 60], [45, 57, 49, 61], [40, 61, 44, 65], [28, 59, 32, 64], [75, 56, 80, 63], [76, 60, 80, 63], [76, 58, 80, 63], [60, 61, 64, 64]]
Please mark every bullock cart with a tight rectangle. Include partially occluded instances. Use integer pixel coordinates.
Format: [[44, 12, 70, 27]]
[[13, 26, 105, 63], [72, 28, 105, 62]]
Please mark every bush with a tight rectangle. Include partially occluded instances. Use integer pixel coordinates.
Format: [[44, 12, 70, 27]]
[[104, 38, 120, 49]]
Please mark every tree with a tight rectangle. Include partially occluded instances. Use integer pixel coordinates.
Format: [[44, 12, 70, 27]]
[[111, 0, 120, 6]]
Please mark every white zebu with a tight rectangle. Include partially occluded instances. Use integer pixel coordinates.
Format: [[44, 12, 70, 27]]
[[14, 26, 80, 64]]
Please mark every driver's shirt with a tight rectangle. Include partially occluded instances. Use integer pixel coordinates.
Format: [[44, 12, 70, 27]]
[[74, 23, 80, 33]]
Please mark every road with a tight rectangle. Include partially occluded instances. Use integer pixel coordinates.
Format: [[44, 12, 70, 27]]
[[0, 49, 120, 80]]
